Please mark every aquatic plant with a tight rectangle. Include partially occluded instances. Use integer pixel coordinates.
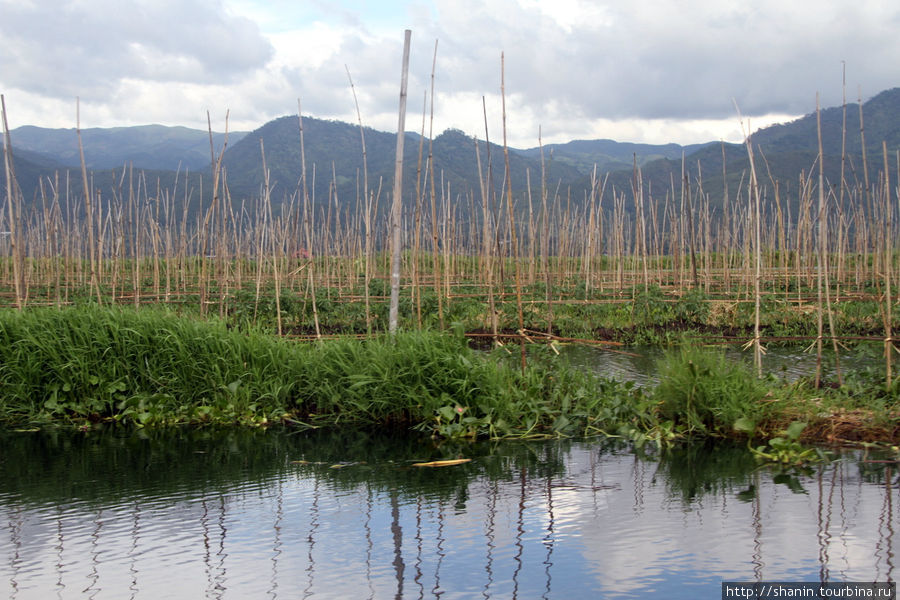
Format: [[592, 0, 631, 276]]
[[652, 345, 773, 436], [750, 421, 830, 466], [0, 306, 619, 438]]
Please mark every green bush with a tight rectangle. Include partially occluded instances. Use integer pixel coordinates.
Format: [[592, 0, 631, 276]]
[[653, 346, 773, 436]]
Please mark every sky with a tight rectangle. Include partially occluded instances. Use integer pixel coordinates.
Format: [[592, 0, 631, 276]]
[[1, 0, 898, 149]]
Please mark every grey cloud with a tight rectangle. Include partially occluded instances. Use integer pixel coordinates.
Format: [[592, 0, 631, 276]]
[[0, 0, 272, 100], [415, 0, 900, 123]]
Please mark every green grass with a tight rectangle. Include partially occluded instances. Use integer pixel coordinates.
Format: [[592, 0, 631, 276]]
[[652, 345, 775, 436], [0, 306, 635, 437], [0, 306, 896, 447]]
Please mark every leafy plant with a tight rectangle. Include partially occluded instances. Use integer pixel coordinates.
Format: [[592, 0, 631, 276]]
[[653, 346, 773, 436], [750, 421, 830, 465]]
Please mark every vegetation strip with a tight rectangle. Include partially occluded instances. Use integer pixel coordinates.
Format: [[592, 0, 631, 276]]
[[0, 306, 896, 449]]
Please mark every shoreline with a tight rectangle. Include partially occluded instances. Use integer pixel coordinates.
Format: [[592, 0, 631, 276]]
[[0, 305, 897, 449]]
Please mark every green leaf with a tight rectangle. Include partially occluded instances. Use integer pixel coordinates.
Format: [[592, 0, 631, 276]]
[[732, 417, 756, 434], [784, 421, 806, 441]]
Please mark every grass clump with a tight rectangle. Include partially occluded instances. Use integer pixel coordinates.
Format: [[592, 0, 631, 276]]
[[652, 346, 774, 437], [0, 306, 631, 438]]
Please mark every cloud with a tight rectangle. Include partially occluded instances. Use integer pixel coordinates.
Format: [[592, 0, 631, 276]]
[[0, 0, 273, 100], [417, 0, 900, 123], [2, 0, 899, 146]]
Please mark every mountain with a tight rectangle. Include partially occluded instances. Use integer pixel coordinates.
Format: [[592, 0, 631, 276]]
[[219, 117, 585, 211], [625, 88, 900, 207], [515, 139, 712, 174], [9, 124, 246, 172], [5, 87, 900, 219]]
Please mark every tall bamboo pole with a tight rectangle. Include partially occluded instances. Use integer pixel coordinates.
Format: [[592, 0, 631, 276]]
[[297, 100, 321, 338], [883, 141, 893, 387], [500, 52, 526, 372], [737, 104, 764, 377], [1, 95, 24, 309], [388, 29, 411, 335], [76, 98, 102, 304]]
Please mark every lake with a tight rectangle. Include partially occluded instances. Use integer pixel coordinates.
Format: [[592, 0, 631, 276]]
[[0, 423, 895, 599]]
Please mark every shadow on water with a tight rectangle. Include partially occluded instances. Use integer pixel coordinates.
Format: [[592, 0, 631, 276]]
[[0, 427, 895, 598], [0, 427, 576, 507]]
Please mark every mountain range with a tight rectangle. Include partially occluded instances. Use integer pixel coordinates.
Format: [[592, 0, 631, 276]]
[[4, 87, 900, 217]]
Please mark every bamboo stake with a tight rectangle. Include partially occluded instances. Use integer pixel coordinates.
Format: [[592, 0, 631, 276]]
[[388, 29, 411, 335], [883, 141, 893, 387], [426, 39, 443, 329], [736, 103, 764, 376], [75, 98, 101, 304], [297, 100, 320, 338], [500, 52, 526, 372], [1, 95, 24, 309]]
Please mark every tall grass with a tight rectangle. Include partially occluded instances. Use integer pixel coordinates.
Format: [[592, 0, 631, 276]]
[[0, 306, 625, 436], [1, 306, 896, 444], [653, 346, 773, 436]]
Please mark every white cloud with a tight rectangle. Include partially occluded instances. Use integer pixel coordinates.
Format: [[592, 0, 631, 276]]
[[1, 0, 898, 146], [0, 0, 272, 99]]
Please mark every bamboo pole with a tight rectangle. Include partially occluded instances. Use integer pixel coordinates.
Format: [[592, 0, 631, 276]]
[[1, 95, 24, 309], [883, 140, 893, 387], [427, 39, 443, 329], [737, 104, 764, 377], [500, 52, 526, 372], [76, 98, 102, 304], [297, 100, 321, 338], [388, 29, 412, 335]]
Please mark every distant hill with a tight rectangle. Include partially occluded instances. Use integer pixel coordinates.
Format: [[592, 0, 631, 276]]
[[9, 124, 245, 172], [219, 117, 585, 211], [626, 88, 900, 207], [5, 87, 900, 220], [515, 139, 712, 174]]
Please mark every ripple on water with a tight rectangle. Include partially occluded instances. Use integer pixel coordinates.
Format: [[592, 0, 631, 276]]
[[0, 432, 895, 599]]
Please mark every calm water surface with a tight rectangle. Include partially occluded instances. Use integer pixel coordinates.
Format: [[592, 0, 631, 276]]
[[0, 426, 896, 599], [561, 343, 881, 387]]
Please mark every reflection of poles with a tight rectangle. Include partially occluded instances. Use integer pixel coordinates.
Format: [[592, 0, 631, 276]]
[[129, 501, 142, 598], [8, 506, 23, 599], [875, 465, 894, 581], [414, 496, 424, 598], [304, 479, 320, 597], [269, 477, 283, 598], [201, 499, 212, 596], [365, 487, 375, 600], [816, 465, 832, 582], [432, 504, 446, 597], [752, 471, 763, 581], [483, 481, 498, 597], [543, 475, 556, 597], [55, 506, 65, 598], [213, 497, 228, 598], [512, 466, 526, 597], [86, 508, 103, 598], [835, 460, 851, 577], [390, 490, 405, 599], [632, 454, 645, 513]]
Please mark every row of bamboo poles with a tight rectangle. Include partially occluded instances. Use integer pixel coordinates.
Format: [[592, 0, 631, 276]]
[[2, 86, 899, 383]]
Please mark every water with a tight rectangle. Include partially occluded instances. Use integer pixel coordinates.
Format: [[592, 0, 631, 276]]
[[559, 343, 883, 387], [0, 427, 896, 599]]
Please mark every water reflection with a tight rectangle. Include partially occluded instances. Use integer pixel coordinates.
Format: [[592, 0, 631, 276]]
[[559, 343, 880, 386], [0, 428, 896, 598]]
